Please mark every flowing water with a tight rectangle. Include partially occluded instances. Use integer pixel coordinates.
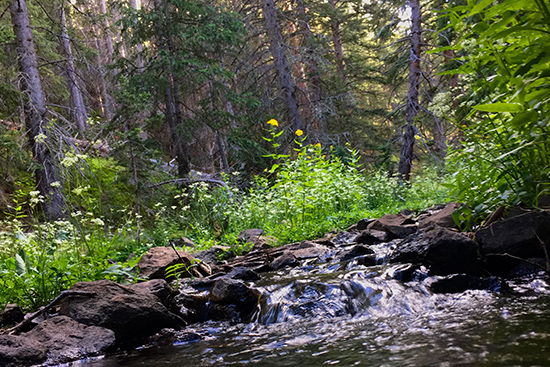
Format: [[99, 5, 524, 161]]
[[70, 252, 550, 367]]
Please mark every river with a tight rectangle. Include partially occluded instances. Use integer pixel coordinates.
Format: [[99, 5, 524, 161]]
[[70, 258, 550, 367]]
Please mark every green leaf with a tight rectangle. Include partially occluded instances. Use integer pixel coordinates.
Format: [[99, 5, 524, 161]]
[[473, 103, 524, 112], [15, 253, 27, 276]]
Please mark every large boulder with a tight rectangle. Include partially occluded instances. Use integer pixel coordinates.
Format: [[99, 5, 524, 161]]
[[390, 226, 483, 276], [58, 279, 185, 343], [206, 278, 260, 322], [0, 335, 47, 367], [137, 246, 210, 280], [367, 213, 417, 239], [476, 211, 550, 276], [24, 316, 115, 365], [418, 202, 460, 229]]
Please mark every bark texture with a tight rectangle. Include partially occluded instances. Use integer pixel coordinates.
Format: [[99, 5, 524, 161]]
[[60, 4, 88, 131], [262, 0, 303, 132], [10, 0, 66, 220], [398, 0, 422, 181]]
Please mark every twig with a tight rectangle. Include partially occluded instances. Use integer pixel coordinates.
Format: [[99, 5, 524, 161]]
[[5, 290, 94, 335]]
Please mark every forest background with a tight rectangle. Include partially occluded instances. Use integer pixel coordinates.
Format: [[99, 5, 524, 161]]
[[0, 0, 549, 311]]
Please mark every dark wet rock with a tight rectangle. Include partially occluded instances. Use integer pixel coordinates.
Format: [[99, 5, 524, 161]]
[[430, 274, 505, 294], [385, 264, 422, 282], [476, 211, 550, 276], [0, 334, 47, 367], [354, 255, 377, 267], [209, 278, 259, 304], [137, 246, 210, 280], [385, 224, 418, 239], [356, 218, 375, 231], [207, 278, 260, 321], [271, 251, 298, 270], [226, 267, 261, 281], [147, 328, 202, 346], [508, 258, 549, 277], [58, 280, 185, 343], [476, 211, 550, 257], [418, 202, 460, 229], [390, 226, 483, 276], [332, 231, 358, 246], [24, 315, 115, 365], [1, 304, 24, 327], [194, 245, 236, 264], [341, 245, 375, 261], [355, 229, 388, 245], [538, 194, 550, 209]]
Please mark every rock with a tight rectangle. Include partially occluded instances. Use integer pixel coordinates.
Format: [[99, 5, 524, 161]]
[[128, 279, 175, 307], [237, 228, 264, 242], [0, 335, 47, 367], [1, 304, 24, 327], [194, 245, 235, 264], [356, 218, 375, 231], [332, 231, 358, 246], [418, 202, 460, 229], [24, 316, 115, 365], [430, 274, 505, 294], [476, 211, 550, 257], [390, 226, 483, 276], [137, 246, 210, 280], [207, 278, 260, 321], [172, 236, 195, 248], [58, 280, 185, 343], [367, 214, 417, 239], [355, 230, 388, 245], [271, 252, 298, 270], [367, 213, 415, 231], [508, 258, 549, 277], [476, 211, 550, 276], [538, 194, 550, 209], [341, 245, 375, 261], [354, 255, 377, 267], [385, 224, 418, 239], [226, 267, 261, 281]]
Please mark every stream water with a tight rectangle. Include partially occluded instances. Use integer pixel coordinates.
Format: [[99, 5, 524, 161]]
[[69, 251, 550, 367]]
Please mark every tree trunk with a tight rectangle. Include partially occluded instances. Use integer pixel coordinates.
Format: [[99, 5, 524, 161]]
[[129, 0, 144, 71], [329, 0, 346, 80], [154, 0, 190, 178], [261, 0, 303, 132], [297, 0, 326, 143], [10, 0, 66, 220], [398, 0, 421, 181], [60, 4, 88, 131]]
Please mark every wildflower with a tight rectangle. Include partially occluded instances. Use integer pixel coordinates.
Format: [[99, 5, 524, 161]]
[[267, 119, 278, 127], [90, 218, 105, 226], [50, 181, 61, 188], [315, 143, 321, 148], [295, 129, 304, 137]]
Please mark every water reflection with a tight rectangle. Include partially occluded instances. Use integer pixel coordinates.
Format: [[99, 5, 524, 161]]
[[72, 267, 550, 367]]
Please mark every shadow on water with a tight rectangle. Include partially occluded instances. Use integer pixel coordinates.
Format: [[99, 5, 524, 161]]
[[70, 261, 550, 367]]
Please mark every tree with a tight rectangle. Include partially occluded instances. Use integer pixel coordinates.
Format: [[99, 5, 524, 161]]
[[397, 0, 421, 181], [10, 0, 66, 220]]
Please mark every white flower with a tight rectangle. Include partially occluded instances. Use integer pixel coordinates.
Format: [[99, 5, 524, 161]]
[[90, 218, 105, 226], [50, 181, 61, 188]]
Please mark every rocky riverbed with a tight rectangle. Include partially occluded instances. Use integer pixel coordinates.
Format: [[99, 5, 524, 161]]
[[1, 203, 549, 366]]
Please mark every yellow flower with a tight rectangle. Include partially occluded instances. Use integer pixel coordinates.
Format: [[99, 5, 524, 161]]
[[267, 119, 278, 127], [295, 129, 304, 137], [315, 143, 321, 148]]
